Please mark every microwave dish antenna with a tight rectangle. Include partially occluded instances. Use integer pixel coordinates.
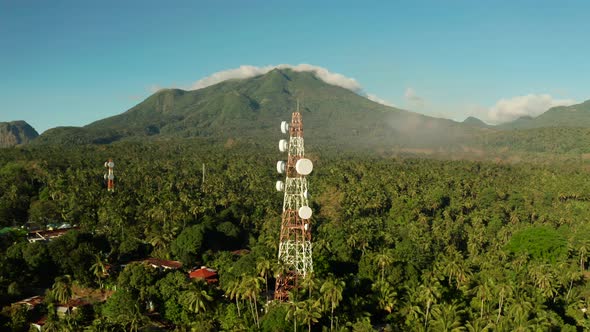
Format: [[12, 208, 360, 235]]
[[274, 102, 314, 301]]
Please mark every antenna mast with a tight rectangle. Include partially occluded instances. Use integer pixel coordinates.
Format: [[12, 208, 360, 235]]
[[104, 159, 115, 192], [274, 102, 314, 301]]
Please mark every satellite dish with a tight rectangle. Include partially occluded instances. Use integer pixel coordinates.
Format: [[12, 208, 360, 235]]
[[104, 162, 108, 167], [304, 223, 309, 231], [295, 158, 313, 175], [276, 161, 286, 174], [108, 174, 114, 180], [104, 174, 107, 179], [276, 181, 284, 192], [281, 121, 290, 134], [279, 139, 289, 152], [107, 161, 115, 168], [298, 206, 312, 219], [303, 190, 310, 199]]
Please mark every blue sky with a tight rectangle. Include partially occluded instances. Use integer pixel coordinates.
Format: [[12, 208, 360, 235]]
[[1, 0, 589, 133]]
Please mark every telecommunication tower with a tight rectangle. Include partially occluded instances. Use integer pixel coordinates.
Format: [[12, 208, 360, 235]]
[[104, 159, 115, 192], [274, 104, 314, 301]]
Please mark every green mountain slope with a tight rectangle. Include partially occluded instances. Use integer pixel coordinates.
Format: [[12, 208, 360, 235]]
[[462, 116, 490, 128], [0, 121, 38, 147], [36, 69, 481, 149], [499, 100, 590, 129]]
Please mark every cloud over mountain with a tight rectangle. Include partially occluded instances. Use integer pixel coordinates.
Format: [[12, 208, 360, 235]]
[[188, 64, 393, 106], [488, 94, 576, 124], [366, 93, 395, 107]]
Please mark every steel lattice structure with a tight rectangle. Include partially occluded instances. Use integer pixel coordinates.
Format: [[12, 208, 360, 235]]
[[104, 159, 115, 192], [274, 109, 313, 301]]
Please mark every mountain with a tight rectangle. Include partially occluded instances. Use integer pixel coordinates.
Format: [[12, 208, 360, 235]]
[[36, 68, 481, 149], [462, 116, 490, 128], [499, 100, 590, 129], [0, 121, 39, 148]]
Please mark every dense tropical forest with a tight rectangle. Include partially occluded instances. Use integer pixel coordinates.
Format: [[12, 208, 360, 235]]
[[2, 139, 590, 331]]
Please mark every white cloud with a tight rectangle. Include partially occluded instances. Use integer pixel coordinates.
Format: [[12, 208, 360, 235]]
[[186, 63, 393, 106], [366, 93, 395, 107], [189, 64, 363, 92], [189, 65, 276, 90], [487, 94, 576, 124], [404, 87, 425, 107]]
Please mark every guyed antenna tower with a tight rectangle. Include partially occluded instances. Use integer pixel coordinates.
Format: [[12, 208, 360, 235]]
[[104, 159, 115, 192], [274, 101, 314, 301]]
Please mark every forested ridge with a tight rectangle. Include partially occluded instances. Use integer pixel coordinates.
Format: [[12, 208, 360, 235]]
[[2, 140, 590, 331]]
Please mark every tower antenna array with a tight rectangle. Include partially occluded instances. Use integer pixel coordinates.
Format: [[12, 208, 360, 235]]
[[104, 159, 115, 192], [274, 103, 314, 301]]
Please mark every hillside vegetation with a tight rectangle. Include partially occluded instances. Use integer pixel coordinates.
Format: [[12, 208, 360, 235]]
[[2, 141, 590, 330], [0, 121, 38, 148], [35, 69, 480, 150], [499, 100, 590, 130]]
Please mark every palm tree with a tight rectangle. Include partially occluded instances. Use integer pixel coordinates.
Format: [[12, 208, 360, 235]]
[[429, 302, 465, 332], [224, 278, 242, 317], [465, 318, 492, 332], [473, 279, 492, 320], [507, 296, 533, 330], [240, 275, 264, 328], [299, 272, 318, 299], [373, 249, 394, 283], [180, 284, 213, 315], [297, 299, 323, 332], [494, 282, 513, 325], [89, 254, 107, 288], [431, 303, 464, 332], [578, 241, 590, 272], [419, 278, 441, 328], [146, 230, 166, 252], [320, 277, 345, 331], [256, 256, 272, 300], [528, 264, 556, 300], [286, 299, 299, 332], [373, 280, 397, 314], [52, 275, 73, 305], [557, 262, 581, 303]]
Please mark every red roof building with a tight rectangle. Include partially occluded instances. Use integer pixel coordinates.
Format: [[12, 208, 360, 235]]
[[15, 295, 44, 309], [27, 227, 79, 243], [230, 249, 251, 256], [143, 258, 183, 270], [56, 298, 90, 317], [189, 266, 219, 284]]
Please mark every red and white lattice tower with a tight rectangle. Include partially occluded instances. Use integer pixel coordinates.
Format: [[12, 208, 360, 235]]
[[274, 104, 314, 301], [104, 159, 115, 192]]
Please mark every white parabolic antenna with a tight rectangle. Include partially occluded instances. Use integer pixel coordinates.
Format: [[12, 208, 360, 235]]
[[276, 161, 286, 174], [279, 139, 289, 152], [108, 173, 114, 180], [299, 206, 312, 219], [295, 158, 313, 175], [104, 162, 108, 167], [108, 162, 115, 168], [281, 121, 290, 134], [276, 180, 284, 192]]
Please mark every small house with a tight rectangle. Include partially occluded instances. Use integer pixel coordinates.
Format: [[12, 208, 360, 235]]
[[189, 266, 219, 284]]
